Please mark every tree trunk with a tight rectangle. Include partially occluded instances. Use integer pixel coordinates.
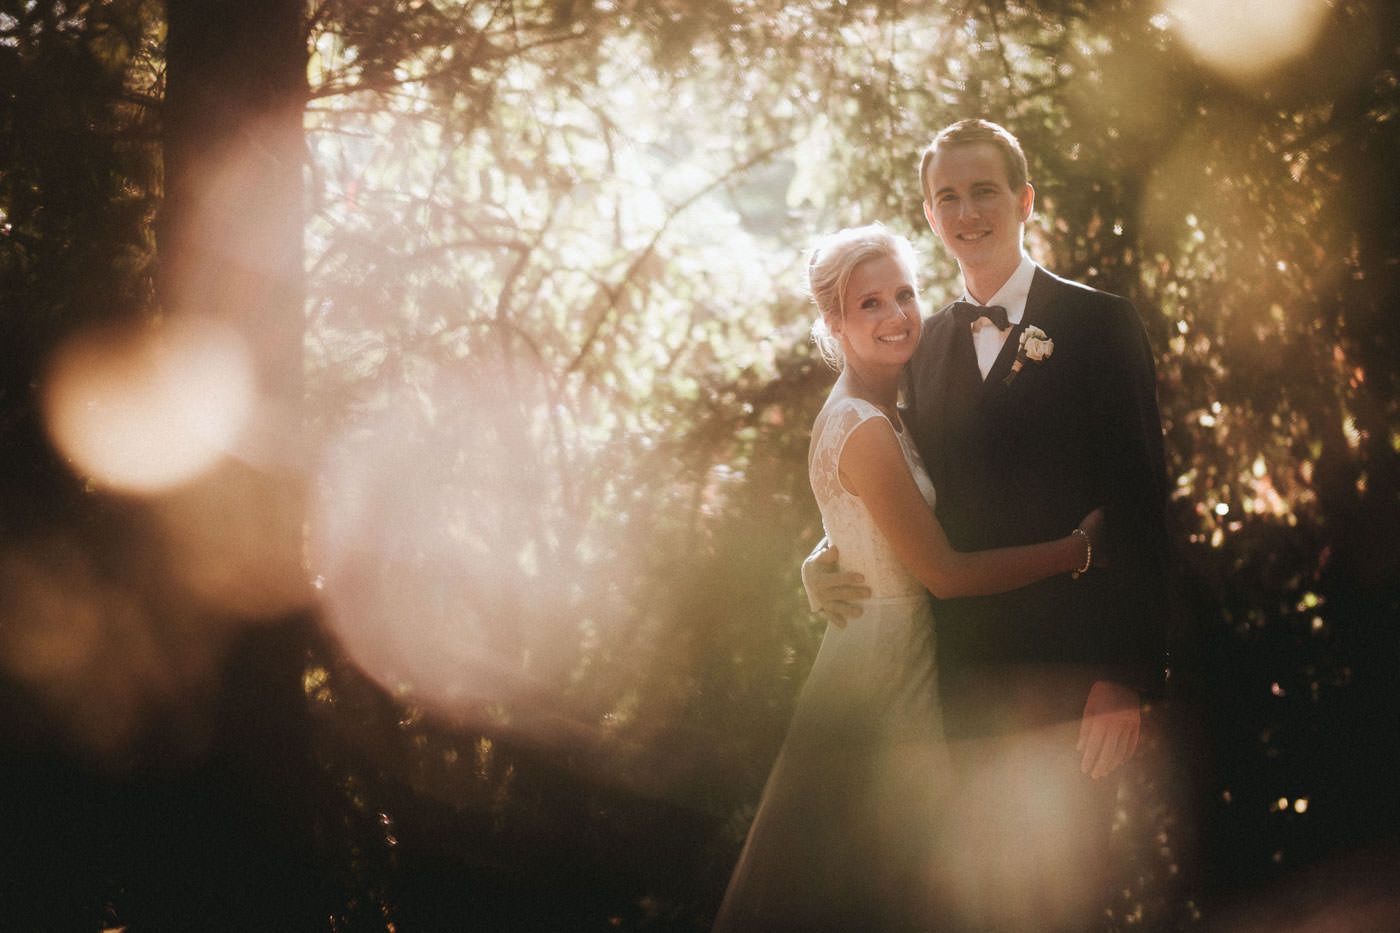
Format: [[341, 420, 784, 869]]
[[135, 1, 326, 928]]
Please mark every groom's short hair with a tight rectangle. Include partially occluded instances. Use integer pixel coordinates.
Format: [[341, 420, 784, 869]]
[[919, 119, 1029, 205]]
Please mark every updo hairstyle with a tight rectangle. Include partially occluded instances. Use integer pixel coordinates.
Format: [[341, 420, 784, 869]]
[[807, 222, 919, 369]]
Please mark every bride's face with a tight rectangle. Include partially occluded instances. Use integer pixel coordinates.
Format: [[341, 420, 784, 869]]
[[836, 254, 922, 369]]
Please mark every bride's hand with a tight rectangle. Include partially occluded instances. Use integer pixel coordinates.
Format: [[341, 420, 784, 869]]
[[1076, 507, 1108, 568]]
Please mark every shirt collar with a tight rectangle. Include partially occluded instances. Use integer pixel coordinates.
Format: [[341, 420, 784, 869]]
[[962, 253, 1037, 325]]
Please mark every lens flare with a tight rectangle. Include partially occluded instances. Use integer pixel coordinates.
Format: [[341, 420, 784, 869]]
[[154, 460, 314, 619], [0, 536, 223, 759], [1138, 113, 1255, 252], [310, 365, 586, 726], [1163, 0, 1332, 83], [43, 319, 255, 494]]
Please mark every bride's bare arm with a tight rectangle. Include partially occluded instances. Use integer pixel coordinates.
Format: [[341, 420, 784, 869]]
[[839, 416, 1088, 598]]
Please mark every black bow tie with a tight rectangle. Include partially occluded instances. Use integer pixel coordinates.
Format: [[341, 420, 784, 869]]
[[951, 301, 1010, 330]]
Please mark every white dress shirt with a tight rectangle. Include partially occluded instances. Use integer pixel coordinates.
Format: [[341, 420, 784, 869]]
[[963, 252, 1037, 379]]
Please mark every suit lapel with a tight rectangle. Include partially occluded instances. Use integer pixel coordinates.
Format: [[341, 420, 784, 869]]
[[912, 309, 962, 494], [982, 322, 1024, 392], [1020, 266, 1059, 335], [953, 317, 981, 381], [982, 267, 1060, 399]]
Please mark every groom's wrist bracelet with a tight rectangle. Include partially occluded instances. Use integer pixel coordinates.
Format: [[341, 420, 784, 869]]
[[1070, 528, 1092, 579]]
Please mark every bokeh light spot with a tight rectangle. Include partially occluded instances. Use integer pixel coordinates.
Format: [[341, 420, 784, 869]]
[[309, 361, 594, 734], [44, 319, 255, 494], [1164, 0, 1332, 83]]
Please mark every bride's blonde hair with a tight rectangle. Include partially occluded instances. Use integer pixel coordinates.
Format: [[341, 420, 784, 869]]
[[807, 222, 919, 369]]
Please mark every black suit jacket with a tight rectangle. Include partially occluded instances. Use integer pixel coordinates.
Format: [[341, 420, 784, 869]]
[[904, 266, 1169, 737]]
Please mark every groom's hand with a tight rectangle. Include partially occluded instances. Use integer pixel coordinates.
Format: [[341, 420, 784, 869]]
[[801, 545, 869, 628], [1077, 680, 1141, 780]]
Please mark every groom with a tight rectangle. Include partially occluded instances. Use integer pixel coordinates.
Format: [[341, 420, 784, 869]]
[[808, 119, 1168, 929]]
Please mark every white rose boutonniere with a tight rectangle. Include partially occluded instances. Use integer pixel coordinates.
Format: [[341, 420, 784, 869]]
[[1003, 325, 1053, 386]]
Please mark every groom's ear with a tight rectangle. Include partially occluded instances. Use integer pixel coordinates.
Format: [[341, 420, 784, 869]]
[[1018, 183, 1035, 222]]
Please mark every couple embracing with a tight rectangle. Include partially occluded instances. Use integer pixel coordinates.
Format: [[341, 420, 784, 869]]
[[715, 120, 1170, 932]]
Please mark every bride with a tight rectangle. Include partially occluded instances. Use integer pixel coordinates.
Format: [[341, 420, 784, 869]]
[[714, 224, 1101, 932]]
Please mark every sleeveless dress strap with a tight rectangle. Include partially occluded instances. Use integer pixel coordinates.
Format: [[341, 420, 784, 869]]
[[812, 397, 899, 500]]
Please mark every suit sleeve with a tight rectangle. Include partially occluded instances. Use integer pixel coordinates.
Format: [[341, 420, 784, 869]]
[[1091, 299, 1170, 697]]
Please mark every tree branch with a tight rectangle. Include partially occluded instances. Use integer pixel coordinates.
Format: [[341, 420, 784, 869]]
[[986, 0, 1018, 93], [565, 141, 795, 374]]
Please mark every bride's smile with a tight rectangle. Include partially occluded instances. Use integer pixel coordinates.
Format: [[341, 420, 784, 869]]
[[833, 253, 922, 370]]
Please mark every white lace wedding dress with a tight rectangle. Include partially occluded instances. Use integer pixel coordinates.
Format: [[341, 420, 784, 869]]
[[714, 396, 950, 932]]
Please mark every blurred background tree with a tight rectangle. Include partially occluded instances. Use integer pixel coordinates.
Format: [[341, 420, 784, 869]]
[[1, 0, 1396, 929]]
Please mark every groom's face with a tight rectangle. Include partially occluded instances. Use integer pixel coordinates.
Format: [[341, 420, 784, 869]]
[[922, 142, 1034, 276]]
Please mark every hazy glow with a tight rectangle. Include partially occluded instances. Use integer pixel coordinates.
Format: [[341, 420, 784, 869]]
[[310, 365, 591, 728], [936, 722, 1148, 929], [1164, 0, 1331, 82], [0, 537, 222, 758], [44, 320, 255, 493], [154, 461, 314, 619]]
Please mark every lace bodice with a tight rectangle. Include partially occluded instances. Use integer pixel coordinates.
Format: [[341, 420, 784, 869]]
[[809, 396, 936, 599]]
